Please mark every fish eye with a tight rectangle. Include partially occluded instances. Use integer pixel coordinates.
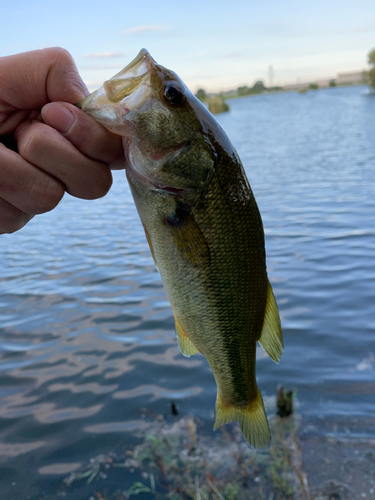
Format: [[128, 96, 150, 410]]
[[163, 83, 186, 106]]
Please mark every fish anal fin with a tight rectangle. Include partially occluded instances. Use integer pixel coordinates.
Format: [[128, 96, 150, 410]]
[[213, 389, 270, 449], [258, 279, 283, 364], [143, 225, 159, 272], [175, 317, 199, 357]]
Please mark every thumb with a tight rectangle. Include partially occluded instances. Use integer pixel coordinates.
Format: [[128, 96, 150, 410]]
[[42, 102, 125, 167]]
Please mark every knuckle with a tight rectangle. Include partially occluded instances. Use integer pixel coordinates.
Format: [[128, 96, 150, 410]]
[[46, 47, 75, 66], [0, 202, 32, 234], [97, 168, 113, 197], [30, 176, 65, 214], [18, 124, 49, 162], [69, 163, 113, 200], [90, 167, 113, 199], [2, 217, 28, 234], [46, 47, 85, 101]]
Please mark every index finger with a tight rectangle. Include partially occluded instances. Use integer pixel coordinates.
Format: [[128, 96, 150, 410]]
[[0, 48, 88, 114]]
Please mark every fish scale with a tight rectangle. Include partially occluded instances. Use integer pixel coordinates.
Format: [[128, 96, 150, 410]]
[[78, 49, 283, 448], [191, 165, 265, 399]]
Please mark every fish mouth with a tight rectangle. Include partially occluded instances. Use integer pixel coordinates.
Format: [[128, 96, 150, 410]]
[[78, 50, 197, 198], [76, 49, 156, 132]]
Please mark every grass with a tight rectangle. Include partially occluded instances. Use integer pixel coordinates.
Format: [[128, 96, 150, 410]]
[[62, 393, 310, 500]]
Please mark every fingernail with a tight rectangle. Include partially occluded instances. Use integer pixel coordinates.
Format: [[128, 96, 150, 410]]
[[42, 103, 75, 134]]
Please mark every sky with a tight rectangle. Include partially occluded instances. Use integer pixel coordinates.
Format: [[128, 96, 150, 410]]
[[1, 0, 374, 93]]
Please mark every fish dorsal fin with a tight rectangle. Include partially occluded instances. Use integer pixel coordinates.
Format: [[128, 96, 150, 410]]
[[143, 225, 159, 272], [258, 279, 283, 364], [175, 316, 199, 357], [163, 205, 210, 268]]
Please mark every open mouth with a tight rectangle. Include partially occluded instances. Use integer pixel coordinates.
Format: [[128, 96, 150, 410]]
[[77, 49, 155, 130]]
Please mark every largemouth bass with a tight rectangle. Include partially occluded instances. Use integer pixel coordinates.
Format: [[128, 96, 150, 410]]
[[78, 50, 283, 448]]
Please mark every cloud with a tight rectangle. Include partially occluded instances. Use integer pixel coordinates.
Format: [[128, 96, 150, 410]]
[[216, 52, 247, 60], [83, 52, 125, 59], [352, 26, 371, 33], [123, 25, 170, 35], [332, 25, 374, 35]]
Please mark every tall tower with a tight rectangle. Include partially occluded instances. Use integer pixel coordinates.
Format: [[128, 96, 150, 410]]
[[269, 65, 274, 89]]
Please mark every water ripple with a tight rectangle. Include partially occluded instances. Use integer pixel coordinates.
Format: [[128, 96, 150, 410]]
[[0, 86, 374, 497]]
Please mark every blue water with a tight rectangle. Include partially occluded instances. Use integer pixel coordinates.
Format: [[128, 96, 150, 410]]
[[0, 85, 374, 498]]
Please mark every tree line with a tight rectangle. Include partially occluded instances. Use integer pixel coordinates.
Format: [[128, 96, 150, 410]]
[[368, 48, 375, 90], [196, 47, 375, 104]]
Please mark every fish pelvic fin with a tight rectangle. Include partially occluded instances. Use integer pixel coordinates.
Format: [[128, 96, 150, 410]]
[[175, 317, 199, 357], [143, 225, 159, 272], [258, 279, 283, 364], [213, 389, 270, 449]]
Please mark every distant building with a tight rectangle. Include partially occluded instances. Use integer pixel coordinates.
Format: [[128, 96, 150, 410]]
[[281, 70, 366, 91], [336, 71, 366, 85]]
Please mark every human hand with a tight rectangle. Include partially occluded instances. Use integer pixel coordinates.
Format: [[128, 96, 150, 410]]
[[0, 47, 125, 234]]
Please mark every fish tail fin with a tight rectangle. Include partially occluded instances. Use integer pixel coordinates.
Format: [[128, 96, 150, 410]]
[[213, 388, 270, 449]]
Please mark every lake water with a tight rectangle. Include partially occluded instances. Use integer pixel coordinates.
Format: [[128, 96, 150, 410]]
[[0, 85, 374, 499]]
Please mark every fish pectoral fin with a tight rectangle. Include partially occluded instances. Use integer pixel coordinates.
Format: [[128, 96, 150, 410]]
[[175, 317, 199, 357], [143, 226, 159, 272], [258, 279, 283, 364], [165, 209, 210, 268], [213, 389, 270, 449]]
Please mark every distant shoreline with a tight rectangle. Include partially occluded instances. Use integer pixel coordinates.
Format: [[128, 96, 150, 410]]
[[196, 82, 370, 104]]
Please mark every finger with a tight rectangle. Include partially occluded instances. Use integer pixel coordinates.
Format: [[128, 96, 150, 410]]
[[17, 121, 113, 199], [0, 110, 31, 136], [0, 145, 65, 214], [41, 102, 125, 167], [0, 197, 34, 234], [0, 47, 88, 113]]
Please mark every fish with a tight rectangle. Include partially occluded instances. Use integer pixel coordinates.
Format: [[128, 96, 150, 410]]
[[77, 49, 283, 448]]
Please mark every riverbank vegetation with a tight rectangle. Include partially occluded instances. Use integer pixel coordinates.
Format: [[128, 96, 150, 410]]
[[206, 96, 230, 114], [63, 392, 309, 500], [196, 49, 375, 110], [195, 81, 283, 114], [367, 48, 375, 90]]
